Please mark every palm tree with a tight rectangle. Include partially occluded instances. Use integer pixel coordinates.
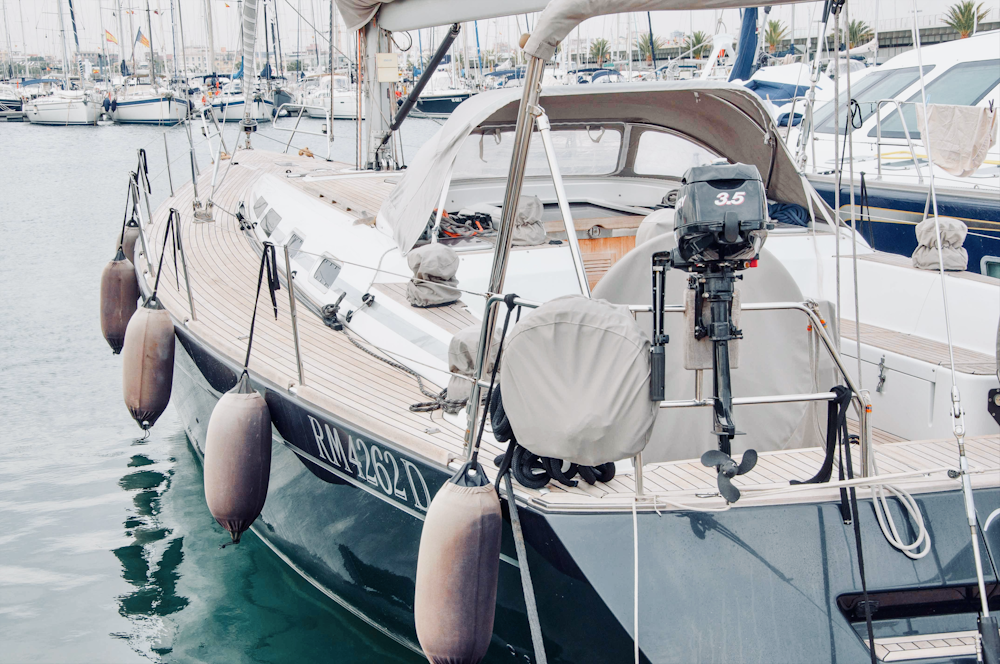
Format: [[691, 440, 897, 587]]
[[686, 31, 711, 59], [846, 19, 873, 48], [943, 0, 990, 37], [764, 20, 788, 53], [590, 38, 611, 66], [636, 34, 665, 63]]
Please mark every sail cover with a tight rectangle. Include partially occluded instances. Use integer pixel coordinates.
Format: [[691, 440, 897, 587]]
[[378, 81, 821, 254], [524, 0, 799, 61]]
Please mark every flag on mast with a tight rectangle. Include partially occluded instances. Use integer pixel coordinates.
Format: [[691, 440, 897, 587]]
[[135, 29, 150, 48], [105, 30, 118, 45]]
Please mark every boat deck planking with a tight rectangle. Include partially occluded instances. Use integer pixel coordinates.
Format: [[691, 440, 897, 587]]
[[140, 149, 999, 514]]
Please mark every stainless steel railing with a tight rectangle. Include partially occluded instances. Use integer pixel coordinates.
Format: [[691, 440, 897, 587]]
[[467, 295, 873, 500]]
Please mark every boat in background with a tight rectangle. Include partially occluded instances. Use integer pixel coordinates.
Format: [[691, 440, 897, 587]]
[[795, 31, 1000, 276], [25, 90, 99, 126], [112, 80, 188, 126]]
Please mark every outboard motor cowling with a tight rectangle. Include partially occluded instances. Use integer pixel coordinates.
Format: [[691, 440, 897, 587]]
[[672, 163, 769, 268]]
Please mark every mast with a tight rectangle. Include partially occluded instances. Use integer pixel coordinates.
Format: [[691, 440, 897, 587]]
[[174, 0, 188, 89], [204, 0, 215, 75], [2, 0, 14, 79], [168, 0, 178, 83], [272, 1, 283, 78], [97, 0, 110, 83], [116, 0, 128, 76], [55, 0, 71, 89], [66, 0, 85, 84], [145, 0, 155, 81], [263, 0, 271, 90]]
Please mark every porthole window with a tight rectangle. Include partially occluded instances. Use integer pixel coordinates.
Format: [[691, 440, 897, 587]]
[[253, 196, 268, 217], [261, 209, 282, 236], [314, 257, 342, 289]]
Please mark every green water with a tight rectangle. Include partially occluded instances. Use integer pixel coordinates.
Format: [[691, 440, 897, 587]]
[[0, 117, 436, 663]]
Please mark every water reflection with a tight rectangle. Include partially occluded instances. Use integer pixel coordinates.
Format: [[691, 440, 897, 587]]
[[113, 452, 188, 657]]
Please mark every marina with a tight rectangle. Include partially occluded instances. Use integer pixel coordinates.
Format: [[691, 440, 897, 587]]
[[2, 0, 999, 662]]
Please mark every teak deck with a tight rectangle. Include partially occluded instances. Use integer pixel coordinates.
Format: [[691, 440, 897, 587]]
[[138, 148, 999, 513]]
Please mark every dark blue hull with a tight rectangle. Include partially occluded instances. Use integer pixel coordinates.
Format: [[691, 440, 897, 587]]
[[810, 176, 1000, 276], [412, 93, 472, 118], [171, 323, 1000, 663]]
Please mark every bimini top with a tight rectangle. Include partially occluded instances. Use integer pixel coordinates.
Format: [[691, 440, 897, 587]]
[[378, 80, 818, 254]]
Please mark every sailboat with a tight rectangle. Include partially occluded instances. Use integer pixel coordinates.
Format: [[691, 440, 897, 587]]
[[26, 0, 98, 125], [106, 0, 1000, 661]]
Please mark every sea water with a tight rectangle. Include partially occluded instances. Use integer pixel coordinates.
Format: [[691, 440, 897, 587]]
[[0, 116, 441, 662]]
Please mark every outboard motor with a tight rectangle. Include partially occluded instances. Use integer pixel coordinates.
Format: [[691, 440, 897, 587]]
[[650, 163, 772, 502]]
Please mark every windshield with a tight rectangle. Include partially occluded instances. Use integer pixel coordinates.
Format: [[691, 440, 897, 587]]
[[814, 66, 932, 134], [453, 126, 622, 179], [869, 59, 1000, 139]]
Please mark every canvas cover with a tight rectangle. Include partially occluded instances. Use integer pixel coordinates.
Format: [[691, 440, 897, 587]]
[[334, 0, 393, 31], [912, 216, 969, 271], [406, 243, 461, 307], [378, 82, 826, 255], [512, 195, 547, 246], [917, 104, 998, 177], [635, 207, 676, 247], [592, 233, 839, 465], [499, 295, 658, 466], [447, 324, 501, 405]]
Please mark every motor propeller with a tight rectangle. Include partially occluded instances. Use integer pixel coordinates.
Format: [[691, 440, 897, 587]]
[[701, 448, 758, 503]]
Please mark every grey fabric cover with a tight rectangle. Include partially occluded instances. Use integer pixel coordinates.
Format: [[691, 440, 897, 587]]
[[406, 243, 461, 307], [635, 207, 675, 247], [447, 325, 501, 406], [499, 295, 657, 466], [593, 233, 838, 464], [684, 288, 740, 370], [523, 0, 798, 61], [512, 195, 547, 246], [378, 82, 829, 255], [414, 481, 501, 664], [912, 216, 969, 271], [917, 103, 998, 177], [334, 0, 394, 31]]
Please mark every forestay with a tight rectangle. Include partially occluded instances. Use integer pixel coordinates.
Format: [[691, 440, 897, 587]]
[[377, 82, 823, 254]]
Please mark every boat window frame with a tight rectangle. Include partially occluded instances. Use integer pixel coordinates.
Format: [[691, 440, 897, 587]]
[[813, 65, 935, 135], [867, 59, 1000, 140], [312, 254, 344, 290], [459, 120, 629, 179], [621, 123, 726, 180]]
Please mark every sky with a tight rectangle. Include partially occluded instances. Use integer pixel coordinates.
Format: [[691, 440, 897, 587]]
[[1, 0, 993, 62]]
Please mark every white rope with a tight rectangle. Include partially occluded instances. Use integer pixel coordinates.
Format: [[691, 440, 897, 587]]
[[867, 452, 931, 559]]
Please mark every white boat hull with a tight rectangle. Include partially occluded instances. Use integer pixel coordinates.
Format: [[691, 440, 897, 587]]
[[25, 96, 99, 126], [113, 96, 188, 125], [211, 97, 274, 122]]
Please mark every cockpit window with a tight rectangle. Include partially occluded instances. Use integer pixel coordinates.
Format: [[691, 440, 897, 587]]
[[869, 59, 1000, 140], [814, 66, 932, 134], [633, 130, 719, 178], [453, 126, 622, 179]]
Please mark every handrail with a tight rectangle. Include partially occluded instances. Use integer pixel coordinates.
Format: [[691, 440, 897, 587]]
[[873, 99, 925, 184], [466, 295, 874, 499], [272, 102, 333, 160]]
